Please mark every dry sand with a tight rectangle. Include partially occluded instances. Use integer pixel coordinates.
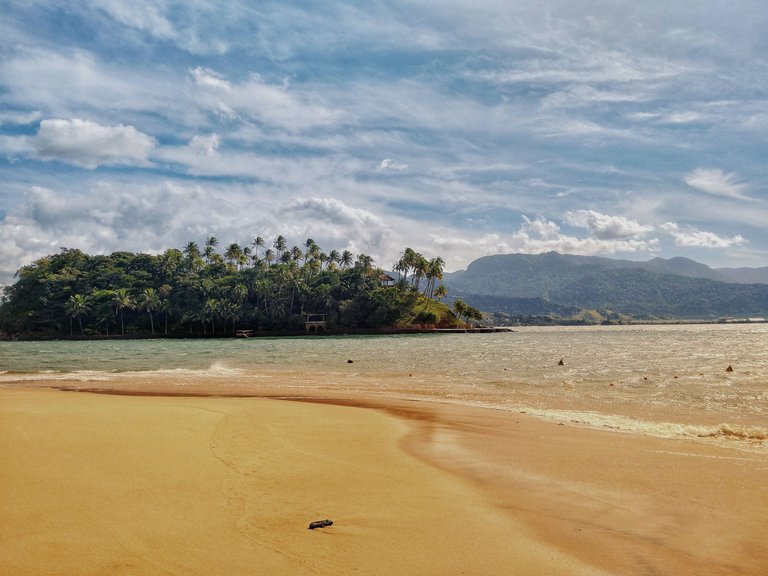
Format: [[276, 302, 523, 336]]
[[1, 384, 766, 575]]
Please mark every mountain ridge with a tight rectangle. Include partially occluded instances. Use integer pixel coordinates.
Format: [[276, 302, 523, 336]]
[[443, 252, 768, 320]]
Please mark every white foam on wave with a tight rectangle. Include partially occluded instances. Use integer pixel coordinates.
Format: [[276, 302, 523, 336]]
[[0, 362, 246, 383], [508, 406, 768, 448]]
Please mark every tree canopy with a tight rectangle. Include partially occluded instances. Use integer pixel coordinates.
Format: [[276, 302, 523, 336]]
[[0, 240, 458, 338]]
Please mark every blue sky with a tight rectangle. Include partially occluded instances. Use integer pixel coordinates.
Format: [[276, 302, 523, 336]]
[[1, 1, 767, 284]]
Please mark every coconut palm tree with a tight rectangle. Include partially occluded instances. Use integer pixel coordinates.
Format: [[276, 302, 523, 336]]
[[273, 235, 287, 262], [251, 236, 265, 259], [183, 241, 203, 272], [356, 253, 374, 271], [66, 294, 91, 336], [224, 243, 243, 268], [433, 285, 448, 301], [204, 236, 219, 264], [340, 250, 354, 269], [112, 288, 134, 336], [264, 248, 275, 266], [327, 249, 340, 269], [138, 287, 161, 335], [425, 257, 445, 298]]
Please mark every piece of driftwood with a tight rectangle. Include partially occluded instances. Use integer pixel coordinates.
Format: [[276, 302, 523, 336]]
[[308, 519, 333, 530]]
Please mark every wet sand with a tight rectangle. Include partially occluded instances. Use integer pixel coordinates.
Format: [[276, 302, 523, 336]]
[[1, 383, 766, 575]]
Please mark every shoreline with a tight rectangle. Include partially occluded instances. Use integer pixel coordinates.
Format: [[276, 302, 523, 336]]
[[2, 381, 767, 575]]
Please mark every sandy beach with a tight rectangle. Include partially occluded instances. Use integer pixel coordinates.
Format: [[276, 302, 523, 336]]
[[1, 382, 766, 575]]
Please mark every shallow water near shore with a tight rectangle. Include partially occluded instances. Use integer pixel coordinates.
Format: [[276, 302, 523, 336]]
[[2, 324, 767, 449]]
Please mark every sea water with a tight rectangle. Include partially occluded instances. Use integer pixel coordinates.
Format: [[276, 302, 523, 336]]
[[1, 324, 766, 450]]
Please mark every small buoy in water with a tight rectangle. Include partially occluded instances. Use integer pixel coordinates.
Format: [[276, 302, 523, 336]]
[[726, 365, 734, 372], [558, 358, 564, 366], [347, 359, 353, 364]]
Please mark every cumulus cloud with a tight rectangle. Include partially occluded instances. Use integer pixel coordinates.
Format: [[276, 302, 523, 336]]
[[512, 215, 657, 255], [0, 184, 401, 284], [565, 209, 654, 240], [660, 222, 746, 248], [684, 168, 749, 200], [32, 119, 156, 169], [280, 197, 394, 255]]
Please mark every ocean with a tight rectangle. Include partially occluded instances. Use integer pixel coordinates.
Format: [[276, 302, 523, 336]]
[[2, 324, 766, 450]]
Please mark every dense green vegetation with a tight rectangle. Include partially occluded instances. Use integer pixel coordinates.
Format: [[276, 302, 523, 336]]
[[0, 238, 458, 338], [446, 252, 768, 320]]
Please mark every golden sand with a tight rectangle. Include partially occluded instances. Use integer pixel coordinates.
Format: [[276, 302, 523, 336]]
[[2, 381, 767, 575], [0, 387, 596, 576]]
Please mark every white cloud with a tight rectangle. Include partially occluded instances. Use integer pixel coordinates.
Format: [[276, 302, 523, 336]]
[[0, 134, 34, 157], [189, 133, 220, 156], [0, 110, 41, 125], [94, 0, 176, 41], [684, 168, 749, 200], [32, 119, 156, 169], [379, 158, 408, 172], [0, 184, 402, 284], [189, 67, 341, 131], [661, 222, 746, 248], [565, 209, 653, 240], [512, 215, 656, 255], [280, 197, 394, 255], [190, 66, 232, 91]]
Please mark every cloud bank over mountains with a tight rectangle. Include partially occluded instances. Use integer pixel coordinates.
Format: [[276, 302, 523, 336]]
[[0, 1, 766, 283]]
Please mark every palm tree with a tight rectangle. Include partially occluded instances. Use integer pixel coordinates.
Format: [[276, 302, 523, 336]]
[[138, 287, 161, 335], [224, 242, 243, 268], [340, 250, 353, 269], [66, 294, 90, 336], [264, 248, 275, 266], [327, 249, 340, 269], [425, 257, 445, 298], [204, 236, 218, 264], [412, 254, 429, 289], [433, 285, 448, 301], [112, 288, 134, 336], [453, 299, 482, 325], [453, 299, 468, 323], [183, 241, 203, 272], [304, 238, 316, 262], [251, 236, 265, 259], [204, 298, 220, 333], [159, 284, 173, 335], [290, 245, 303, 262], [273, 235, 287, 262], [356, 253, 374, 271]]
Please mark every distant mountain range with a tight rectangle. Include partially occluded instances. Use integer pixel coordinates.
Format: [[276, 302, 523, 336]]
[[443, 252, 768, 320]]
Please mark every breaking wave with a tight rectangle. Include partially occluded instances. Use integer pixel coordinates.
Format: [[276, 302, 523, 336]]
[[511, 407, 767, 447]]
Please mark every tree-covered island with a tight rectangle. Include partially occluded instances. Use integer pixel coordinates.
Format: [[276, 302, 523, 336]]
[[0, 237, 481, 339]]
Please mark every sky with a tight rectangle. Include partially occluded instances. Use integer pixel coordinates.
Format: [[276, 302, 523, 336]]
[[1, 1, 767, 285]]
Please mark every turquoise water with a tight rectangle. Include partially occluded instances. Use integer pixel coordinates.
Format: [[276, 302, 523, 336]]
[[2, 325, 767, 447]]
